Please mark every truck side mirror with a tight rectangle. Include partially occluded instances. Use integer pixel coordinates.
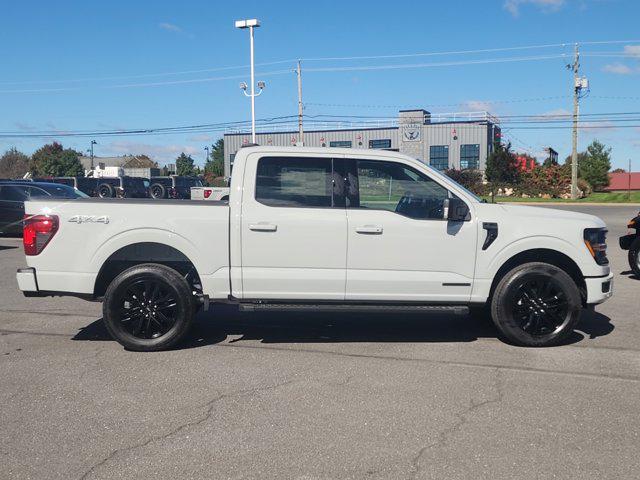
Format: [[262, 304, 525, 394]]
[[447, 197, 470, 222]]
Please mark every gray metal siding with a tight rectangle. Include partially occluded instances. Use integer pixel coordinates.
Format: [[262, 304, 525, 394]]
[[224, 121, 494, 177]]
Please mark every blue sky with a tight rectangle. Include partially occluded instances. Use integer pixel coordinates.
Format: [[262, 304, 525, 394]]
[[1, 0, 639, 169]]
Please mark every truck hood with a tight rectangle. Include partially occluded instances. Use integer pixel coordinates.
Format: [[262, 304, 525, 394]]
[[475, 202, 607, 229]]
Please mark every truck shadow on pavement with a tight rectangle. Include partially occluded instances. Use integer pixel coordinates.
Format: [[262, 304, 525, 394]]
[[72, 306, 614, 350]]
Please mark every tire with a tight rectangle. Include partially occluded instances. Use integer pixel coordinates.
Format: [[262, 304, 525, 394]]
[[490, 262, 582, 347], [628, 237, 640, 277], [102, 263, 195, 351], [150, 183, 167, 199], [98, 183, 115, 198]]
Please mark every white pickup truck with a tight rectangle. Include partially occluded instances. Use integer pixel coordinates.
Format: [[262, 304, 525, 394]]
[[16, 146, 613, 351]]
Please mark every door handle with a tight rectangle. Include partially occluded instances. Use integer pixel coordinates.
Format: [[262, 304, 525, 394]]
[[355, 225, 383, 234], [249, 223, 277, 232]]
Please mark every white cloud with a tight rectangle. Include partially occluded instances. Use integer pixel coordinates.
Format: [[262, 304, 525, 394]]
[[602, 63, 636, 75], [462, 100, 494, 112], [158, 22, 194, 39], [103, 141, 201, 164], [158, 22, 182, 33], [504, 0, 565, 16], [623, 45, 640, 57], [14, 121, 35, 131], [188, 134, 213, 142], [536, 108, 571, 118]]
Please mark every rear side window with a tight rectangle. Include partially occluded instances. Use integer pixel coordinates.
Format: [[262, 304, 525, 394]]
[[256, 157, 336, 208], [0, 185, 28, 201]]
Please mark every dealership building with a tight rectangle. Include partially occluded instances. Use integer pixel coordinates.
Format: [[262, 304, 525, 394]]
[[223, 109, 501, 178]]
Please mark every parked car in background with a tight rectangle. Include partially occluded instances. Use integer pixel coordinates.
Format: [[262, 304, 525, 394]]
[[0, 181, 86, 235], [95, 176, 149, 198], [149, 176, 203, 199], [33, 177, 99, 197], [190, 186, 230, 201]]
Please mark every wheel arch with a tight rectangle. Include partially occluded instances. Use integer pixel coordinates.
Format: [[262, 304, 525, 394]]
[[93, 242, 201, 297], [488, 248, 587, 303]]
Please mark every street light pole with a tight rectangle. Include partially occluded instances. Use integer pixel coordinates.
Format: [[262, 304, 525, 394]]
[[204, 146, 210, 165], [236, 19, 264, 144]]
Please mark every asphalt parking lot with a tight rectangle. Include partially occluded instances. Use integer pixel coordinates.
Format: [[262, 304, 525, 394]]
[[1, 204, 639, 480]]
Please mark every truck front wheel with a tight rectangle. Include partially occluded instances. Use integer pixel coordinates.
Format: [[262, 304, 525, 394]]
[[491, 262, 582, 347], [103, 264, 195, 351]]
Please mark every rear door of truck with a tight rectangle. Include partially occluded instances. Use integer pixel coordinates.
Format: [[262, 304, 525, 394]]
[[239, 152, 347, 300]]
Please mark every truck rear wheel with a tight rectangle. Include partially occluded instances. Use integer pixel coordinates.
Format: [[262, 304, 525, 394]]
[[491, 262, 581, 347], [102, 263, 195, 351], [628, 237, 640, 277]]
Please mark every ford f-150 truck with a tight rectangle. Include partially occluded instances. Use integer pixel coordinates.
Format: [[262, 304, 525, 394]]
[[16, 146, 613, 351]]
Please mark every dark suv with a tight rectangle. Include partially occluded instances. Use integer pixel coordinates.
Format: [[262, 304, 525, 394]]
[[0, 181, 86, 235], [95, 177, 149, 198], [149, 176, 203, 199]]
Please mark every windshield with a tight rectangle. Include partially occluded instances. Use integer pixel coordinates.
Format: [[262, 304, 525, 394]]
[[423, 164, 482, 203], [175, 177, 203, 187], [38, 183, 85, 199]]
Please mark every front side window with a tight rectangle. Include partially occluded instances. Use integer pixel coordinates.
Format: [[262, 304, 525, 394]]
[[369, 139, 392, 149], [350, 160, 452, 220], [329, 141, 352, 148], [429, 145, 449, 171], [460, 144, 480, 170], [256, 157, 336, 208]]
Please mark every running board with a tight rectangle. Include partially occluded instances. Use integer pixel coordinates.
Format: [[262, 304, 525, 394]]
[[238, 303, 469, 315]]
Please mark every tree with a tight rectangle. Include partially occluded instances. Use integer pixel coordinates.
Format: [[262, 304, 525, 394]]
[[204, 138, 224, 178], [175, 152, 195, 176], [611, 168, 626, 173], [484, 142, 519, 202], [30, 142, 83, 177], [581, 140, 612, 191], [0, 147, 30, 178], [564, 140, 612, 192]]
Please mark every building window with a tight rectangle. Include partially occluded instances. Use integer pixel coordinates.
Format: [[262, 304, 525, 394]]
[[429, 145, 449, 171], [460, 144, 480, 169], [329, 140, 352, 148], [368, 139, 392, 149], [255, 156, 335, 208]]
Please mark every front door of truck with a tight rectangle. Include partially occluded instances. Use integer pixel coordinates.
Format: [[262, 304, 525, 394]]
[[344, 157, 478, 302], [240, 154, 347, 300]]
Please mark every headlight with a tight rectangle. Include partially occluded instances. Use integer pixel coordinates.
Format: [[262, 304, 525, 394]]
[[584, 228, 608, 266]]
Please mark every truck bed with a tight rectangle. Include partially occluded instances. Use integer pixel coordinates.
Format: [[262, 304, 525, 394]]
[[23, 197, 231, 297]]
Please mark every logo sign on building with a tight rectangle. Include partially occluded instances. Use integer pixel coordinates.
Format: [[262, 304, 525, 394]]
[[402, 123, 421, 142]]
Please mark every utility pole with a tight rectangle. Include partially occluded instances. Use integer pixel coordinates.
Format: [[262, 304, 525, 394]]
[[570, 43, 580, 200], [90, 140, 97, 170], [296, 60, 304, 145]]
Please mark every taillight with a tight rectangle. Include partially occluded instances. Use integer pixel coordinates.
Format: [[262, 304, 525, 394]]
[[23, 215, 59, 256], [203, 189, 212, 199]]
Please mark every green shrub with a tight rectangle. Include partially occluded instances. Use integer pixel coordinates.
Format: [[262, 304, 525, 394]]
[[444, 168, 488, 196]]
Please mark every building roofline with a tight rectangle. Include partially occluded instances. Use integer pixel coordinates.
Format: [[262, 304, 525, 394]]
[[224, 120, 494, 137]]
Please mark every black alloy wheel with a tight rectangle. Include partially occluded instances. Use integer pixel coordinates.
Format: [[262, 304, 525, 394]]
[[508, 275, 569, 337], [117, 278, 178, 339], [103, 264, 195, 351], [491, 262, 581, 347]]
